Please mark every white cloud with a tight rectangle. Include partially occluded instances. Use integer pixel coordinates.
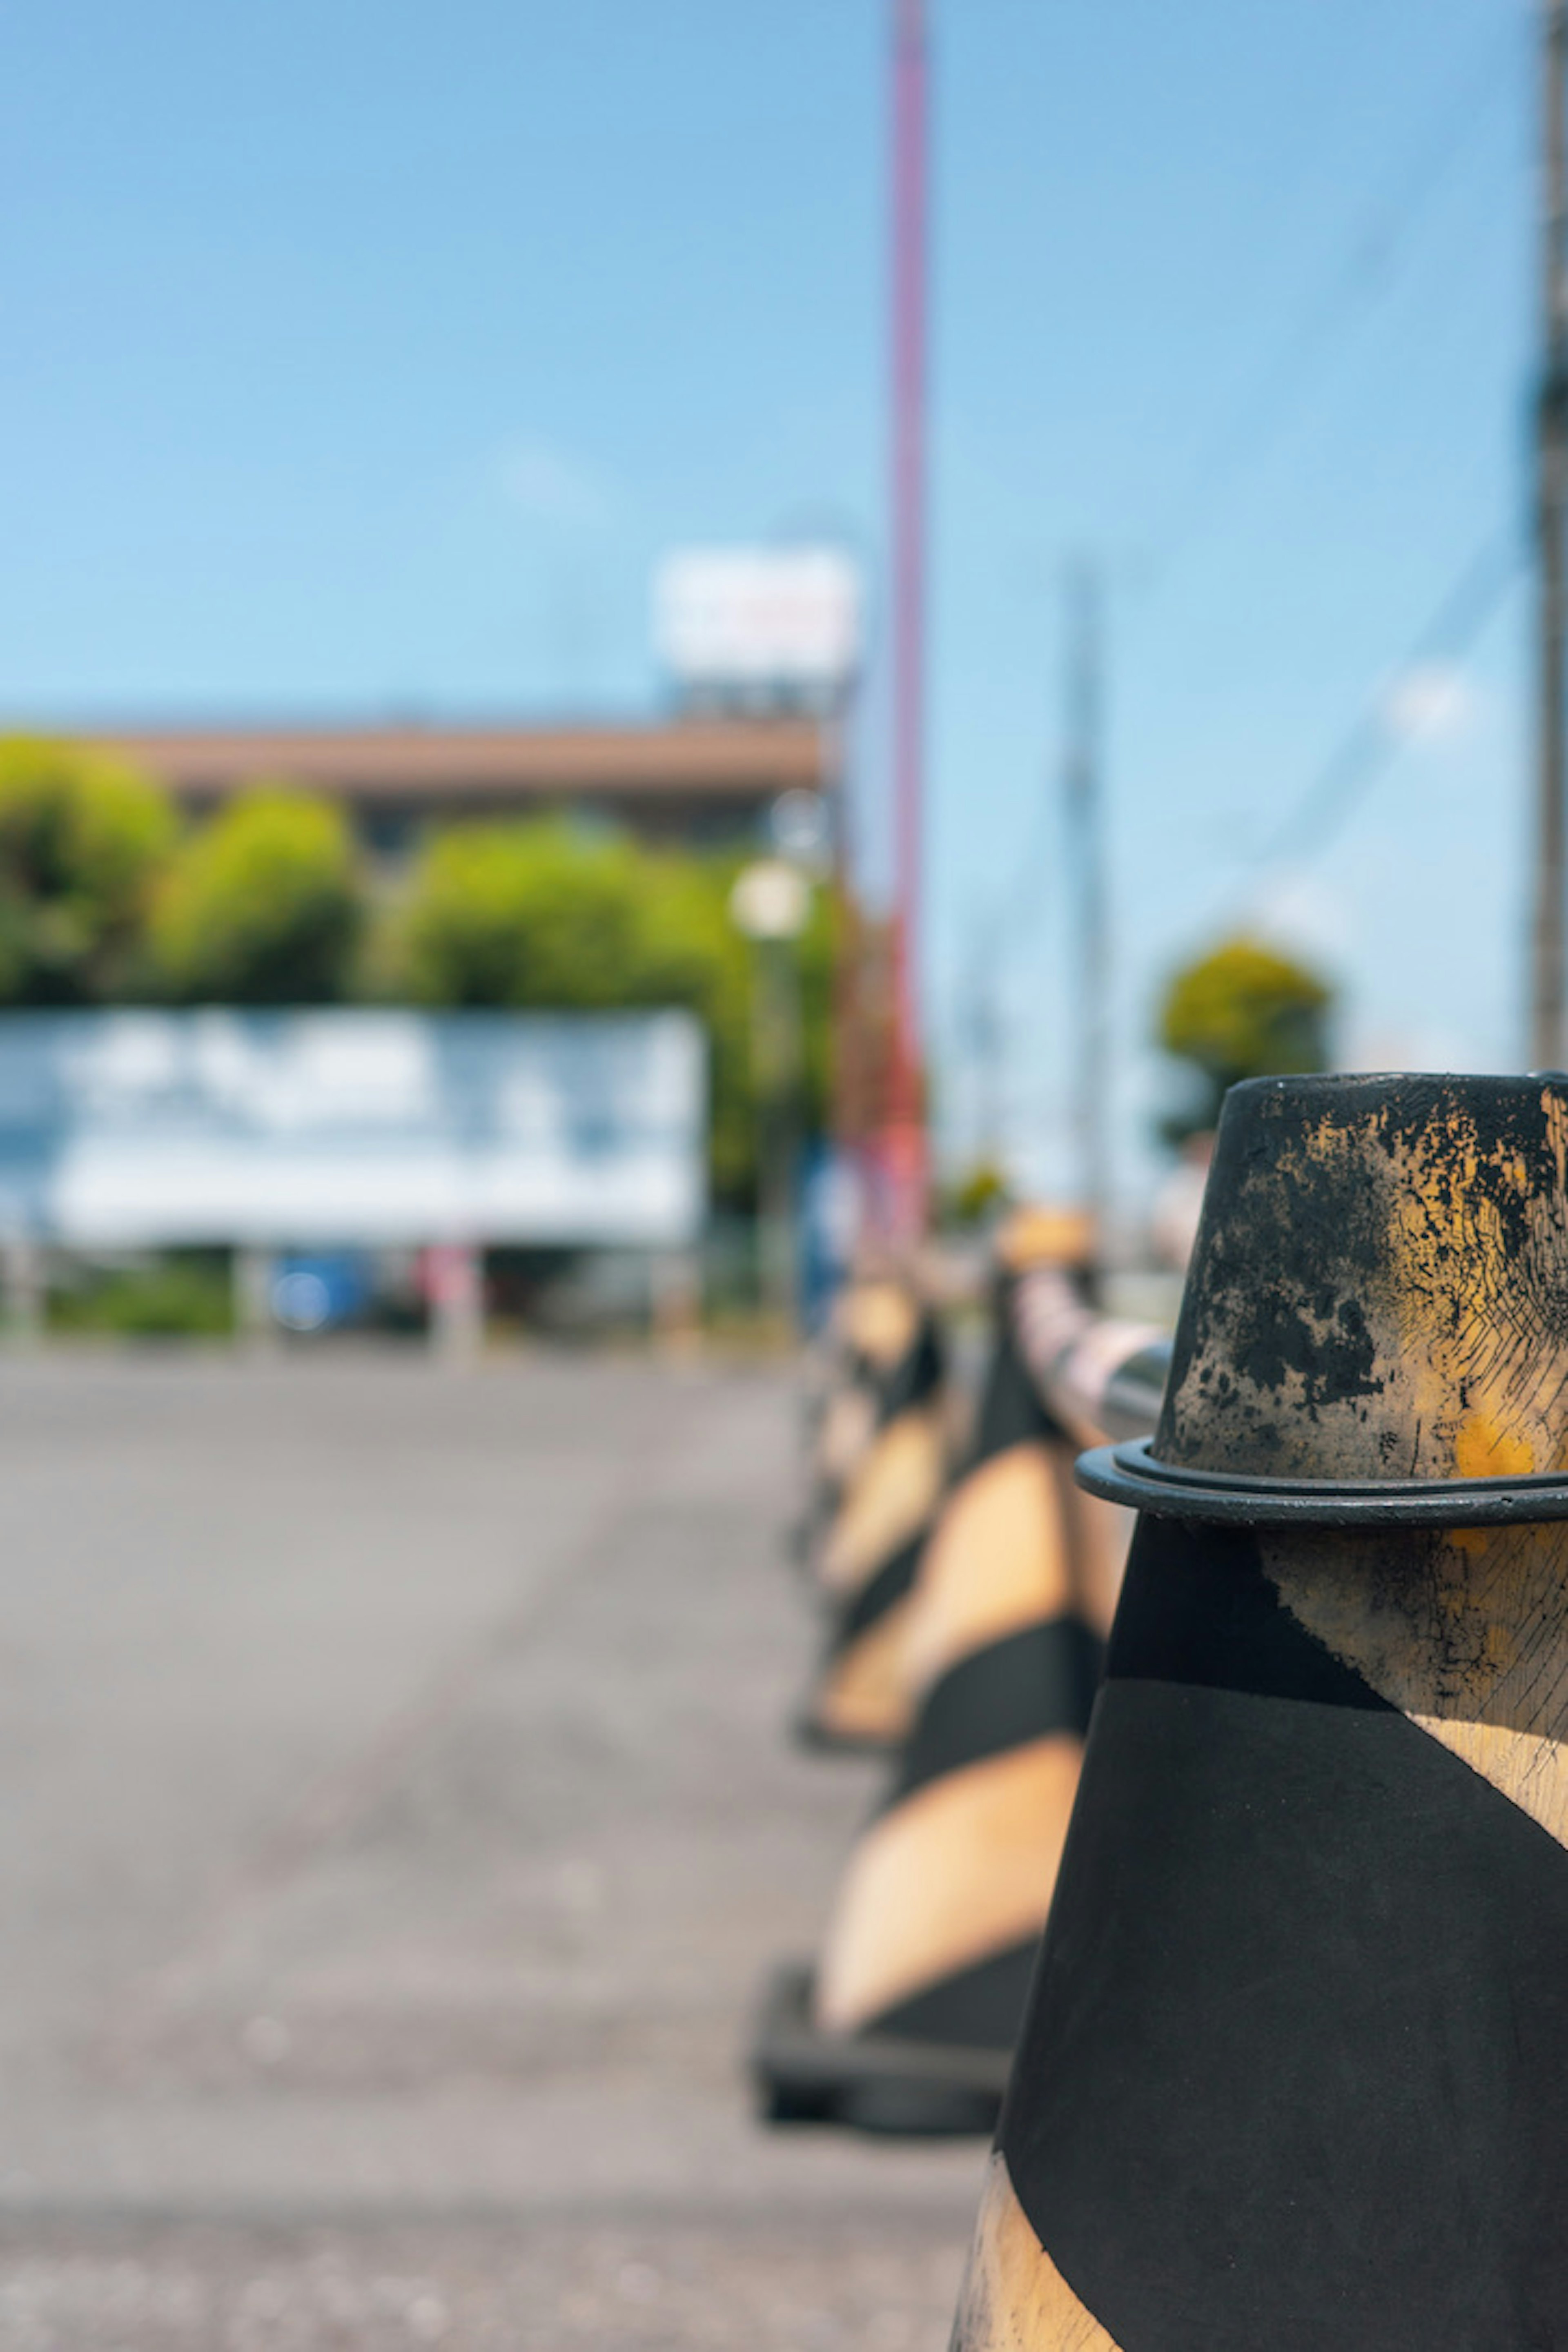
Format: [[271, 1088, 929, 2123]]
[[497, 434, 616, 529], [1238, 866, 1356, 965], [1381, 662, 1474, 746], [1338, 1020, 1508, 1076]]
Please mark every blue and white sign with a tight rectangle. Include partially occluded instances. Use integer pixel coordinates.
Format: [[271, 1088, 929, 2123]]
[[0, 1010, 706, 1248]]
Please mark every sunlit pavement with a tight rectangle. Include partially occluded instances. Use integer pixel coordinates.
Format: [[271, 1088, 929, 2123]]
[[0, 1352, 983, 2348]]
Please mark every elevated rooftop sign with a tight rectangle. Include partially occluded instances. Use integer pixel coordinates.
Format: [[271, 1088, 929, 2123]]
[[654, 548, 862, 700]]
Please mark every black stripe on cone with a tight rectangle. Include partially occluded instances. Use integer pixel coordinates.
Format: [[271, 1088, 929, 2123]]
[[877, 1308, 944, 1425], [892, 1617, 1100, 1801], [797, 1302, 949, 1753], [953, 1074, 1568, 2349], [760, 1256, 1107, 2131]]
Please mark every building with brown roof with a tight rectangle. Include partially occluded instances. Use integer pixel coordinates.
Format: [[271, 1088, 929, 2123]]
[[72, 715, 833, 858]]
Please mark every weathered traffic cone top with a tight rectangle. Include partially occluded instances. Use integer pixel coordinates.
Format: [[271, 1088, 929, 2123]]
[[1081, 1070, 1568, 1524]]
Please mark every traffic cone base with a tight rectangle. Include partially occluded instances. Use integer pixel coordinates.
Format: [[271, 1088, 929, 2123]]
[[751, 1961, 1011, 2135], [815, 1733, 1082, 2035], [964, 1511, 1568, 2348], [819, 1406, 946, 1597], [954, 2156, 1121, 2352]]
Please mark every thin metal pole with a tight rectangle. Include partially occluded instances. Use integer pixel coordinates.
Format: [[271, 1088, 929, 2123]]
[[1065, 561, 1110, 1236], [886, 0, 928, 1233], [826, 682, 865, 1154], [1533, 0, 1568, 1068], [754, 937, 802, 1324], [964, 917, 1003, 1169]]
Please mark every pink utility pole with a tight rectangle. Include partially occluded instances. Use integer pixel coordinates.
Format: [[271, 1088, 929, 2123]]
[[884, 0, 929, 1240]]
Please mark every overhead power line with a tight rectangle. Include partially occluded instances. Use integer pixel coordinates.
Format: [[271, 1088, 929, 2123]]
[[994, 22, 1513, 971], [1244, 529, 1523, 879], [1144, 18, 1517, 592]]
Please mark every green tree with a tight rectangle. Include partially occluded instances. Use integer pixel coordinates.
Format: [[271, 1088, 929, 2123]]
[[633, 850, 758, 1200], [151, 786, 362, 1004], [1157, 933, 1334, 1142], [0, 737, 176, 1002], [382, 820, 829, 1204], [389, 822, 677, 1009]]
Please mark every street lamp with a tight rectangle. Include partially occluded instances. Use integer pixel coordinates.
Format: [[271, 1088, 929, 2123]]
[[730, 859, 813, 1326]]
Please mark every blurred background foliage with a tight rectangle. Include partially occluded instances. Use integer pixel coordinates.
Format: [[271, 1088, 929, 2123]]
[[151, 787, 362, 1005], [0, 739, 834, 1209], [0, 739, 176, 1004], [47, 1251, 236, 1340], [1156, 933, 1335, 1145]]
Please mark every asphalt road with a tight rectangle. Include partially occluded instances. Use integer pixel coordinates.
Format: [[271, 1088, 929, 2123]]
[[0, 1349, 985, 2348]]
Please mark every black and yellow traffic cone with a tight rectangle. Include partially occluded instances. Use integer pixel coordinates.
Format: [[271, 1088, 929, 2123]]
[[954, 1071, 1568, 2348], [797, 1277, 949, 1752], [795, 1274, 931, 1563], [759, 1207, 1111, 2128]]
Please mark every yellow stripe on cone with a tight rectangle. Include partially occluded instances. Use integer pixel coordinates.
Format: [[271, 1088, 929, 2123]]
[[902, 1443, 1078, 1698], [814, 1734, 1084, 2035], [1266, 1518, 1568, 1852], [953, 2156, 1123, 2352], [808, 1592, 922, 1751], [817, 1405, 947, 1597], [839, 1278, 920, 1368]]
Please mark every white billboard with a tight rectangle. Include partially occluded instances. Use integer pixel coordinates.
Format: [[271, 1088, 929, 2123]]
[[0, 1010, 706, 1249], [654, 547, 862, 694]]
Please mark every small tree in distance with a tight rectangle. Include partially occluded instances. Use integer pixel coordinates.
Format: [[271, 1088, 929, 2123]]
[[150, 787, 361, 1004], [1157, 933, 1334, 1144]]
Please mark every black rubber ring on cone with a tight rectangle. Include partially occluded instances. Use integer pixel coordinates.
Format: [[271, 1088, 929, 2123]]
[[1076, 1437, 1568, 1527]]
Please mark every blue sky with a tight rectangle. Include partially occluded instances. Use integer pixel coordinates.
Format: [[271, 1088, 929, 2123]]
[[0, 0, 1536, 1201]]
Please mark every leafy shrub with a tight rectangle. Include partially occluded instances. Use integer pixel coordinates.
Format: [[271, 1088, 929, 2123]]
[[0, 737, 176, 1002], [382, 821, 830, 1204], [151, 787, 361, 1004], [49, 1254, 234, 1339]]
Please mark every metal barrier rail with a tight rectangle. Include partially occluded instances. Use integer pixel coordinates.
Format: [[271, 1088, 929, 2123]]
[[1011, 1266, 1171, 1445]]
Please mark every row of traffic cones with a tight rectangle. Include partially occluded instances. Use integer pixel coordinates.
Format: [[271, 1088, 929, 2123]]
[[774, 1069, 1568, 2338], [798, 1273, 950, 1753], [757, 1208, 1141, 2133], [795, 1275, 942, 1568]]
